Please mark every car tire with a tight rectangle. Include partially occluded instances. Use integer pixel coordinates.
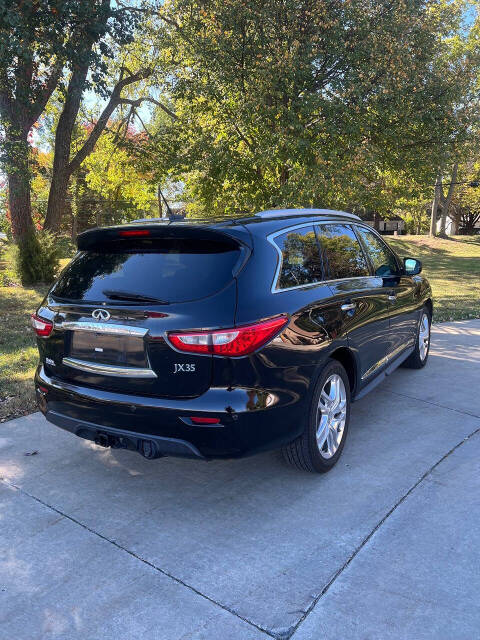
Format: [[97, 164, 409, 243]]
[[402, 307, 431, 369], [282, 359, 351, 473]]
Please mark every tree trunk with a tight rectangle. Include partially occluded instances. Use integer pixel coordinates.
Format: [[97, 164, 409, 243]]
[[430, 173, 442, 237], [43, 59, 91, 231], [45, 168, 71, 232], [5, 132, 35, 240], [439, 163, 458, 237]]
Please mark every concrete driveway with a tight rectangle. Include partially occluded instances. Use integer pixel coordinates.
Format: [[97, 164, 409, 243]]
[[1, 320, 479, 640]]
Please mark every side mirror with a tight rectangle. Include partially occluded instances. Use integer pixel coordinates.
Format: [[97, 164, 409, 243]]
[[404, 257, 422, 276]]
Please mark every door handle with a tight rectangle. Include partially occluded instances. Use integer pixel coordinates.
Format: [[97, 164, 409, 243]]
[[340, 302, 356, 312], [388, 295, 396, 302]]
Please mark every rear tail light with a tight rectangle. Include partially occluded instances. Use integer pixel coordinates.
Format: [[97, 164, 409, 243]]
[[31, 314, 53, 337], [167, 315, 288, 357]]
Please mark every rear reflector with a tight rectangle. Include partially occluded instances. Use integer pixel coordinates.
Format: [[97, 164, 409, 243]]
[[31, 314, 53, 337], [167, 315, 288, 357], [118, 229, 151, 237], [189, 416, 221, 425]]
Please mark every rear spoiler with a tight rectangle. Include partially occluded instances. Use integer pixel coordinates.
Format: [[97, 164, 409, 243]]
[[77, 223, 250, 252]]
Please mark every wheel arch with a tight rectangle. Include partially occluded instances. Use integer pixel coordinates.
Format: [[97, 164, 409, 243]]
[[424, 297, 433, 319], [328, 346, 358, 396]]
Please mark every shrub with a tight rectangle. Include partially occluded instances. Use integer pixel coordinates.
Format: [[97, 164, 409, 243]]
[[15, 230, 60, 285]]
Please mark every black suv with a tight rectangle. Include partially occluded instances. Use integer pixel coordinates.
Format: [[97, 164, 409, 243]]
[[33, 209, 432, 473]]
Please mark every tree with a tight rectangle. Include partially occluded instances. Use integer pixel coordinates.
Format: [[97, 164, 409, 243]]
[[42, 2, 179, 231], [0, 1, 131, 239], [144, 0, 473, 218], [0, 0, 139, 282], [428, 4, 480, 236], [449, 159, 480, 233], [43, 65, 152, 231]]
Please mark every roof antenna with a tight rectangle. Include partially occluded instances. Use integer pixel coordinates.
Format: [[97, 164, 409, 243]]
[[157, 186, 176, 220]]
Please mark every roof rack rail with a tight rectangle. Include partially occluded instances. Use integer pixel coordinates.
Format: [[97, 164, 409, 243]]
[[131, 214, 186, 223], [255, 208, 361, 221], [131, 217, 166, 223]]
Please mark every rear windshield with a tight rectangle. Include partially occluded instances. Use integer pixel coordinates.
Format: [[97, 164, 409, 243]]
[[51, 238, 241, 304]]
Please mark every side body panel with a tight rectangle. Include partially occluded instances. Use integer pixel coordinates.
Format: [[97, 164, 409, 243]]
[[324, 277, 391, 386]]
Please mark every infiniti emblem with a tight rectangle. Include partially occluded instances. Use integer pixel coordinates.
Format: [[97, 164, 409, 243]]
[[92, 308, 111, 322]]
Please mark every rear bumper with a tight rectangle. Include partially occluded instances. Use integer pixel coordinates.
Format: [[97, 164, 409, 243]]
[[45, 409, 204, 459], [35, 366, 306, 459]]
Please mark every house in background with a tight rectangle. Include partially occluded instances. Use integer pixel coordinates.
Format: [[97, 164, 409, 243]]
[[442, 214, 480, 235], [359, 212, 406, 234]]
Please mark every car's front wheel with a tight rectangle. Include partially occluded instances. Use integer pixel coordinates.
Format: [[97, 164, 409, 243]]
[[403, 307, 431, 369], [282, 359, 351, 473]]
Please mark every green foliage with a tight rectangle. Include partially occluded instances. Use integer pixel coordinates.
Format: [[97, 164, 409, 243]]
[[0, 0, 138, 111], [143, 0, 475, 218], [55, 236, 76, 260], [15, 230, 60, 285], [84, 127, 156, 212], [401, 211, 430, 235]]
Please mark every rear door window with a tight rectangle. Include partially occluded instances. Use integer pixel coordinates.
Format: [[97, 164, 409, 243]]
[[273, 225, 323, 290], [354, 226, 400, 277], [51, 238, 241, 303], [316, 224, 369, 279]]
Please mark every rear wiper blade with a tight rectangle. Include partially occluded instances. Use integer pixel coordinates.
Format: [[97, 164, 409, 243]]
[[102, 290, 168, 304]]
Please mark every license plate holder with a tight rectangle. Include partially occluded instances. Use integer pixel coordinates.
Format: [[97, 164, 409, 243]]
[[69, 331, 147, 367]]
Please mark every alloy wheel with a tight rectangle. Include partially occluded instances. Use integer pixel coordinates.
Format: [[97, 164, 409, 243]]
[[316, 374, 347, 459], [419, 313, 430, 361]]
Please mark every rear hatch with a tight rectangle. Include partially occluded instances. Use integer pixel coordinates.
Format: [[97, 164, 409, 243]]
[[42, 223, 250, 398]]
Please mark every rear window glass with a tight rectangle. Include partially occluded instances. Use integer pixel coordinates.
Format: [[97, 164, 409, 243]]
[[273, 225, 323, 290], [51, 239, 241, 303]]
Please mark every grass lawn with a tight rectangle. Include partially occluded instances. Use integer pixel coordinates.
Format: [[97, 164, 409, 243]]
[[388, 235, 480, 323], [0, 283, 48, 422], [0, 234, 479, 422]]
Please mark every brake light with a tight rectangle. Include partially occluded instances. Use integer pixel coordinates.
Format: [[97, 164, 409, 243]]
[[31, 314, 53, 337], [118, 229, 150, 237], [168, 316, 288, 357], [189, 416, 221, 425]]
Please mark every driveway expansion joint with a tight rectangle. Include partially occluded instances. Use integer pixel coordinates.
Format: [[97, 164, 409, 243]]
[[384, 388, 480, 419], [287, 424, 480, 639], [0, 477, 276, 639]]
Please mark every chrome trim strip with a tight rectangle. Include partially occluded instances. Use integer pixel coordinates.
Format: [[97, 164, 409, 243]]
[[386, 339, 415, 363], [267, 219, 403, 294], [62, 357, 157, 378], [267, 221, 379, 294], [361, 356, 387, 381], [361, 339, 415, 380], [56, 321, 148, 337]]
